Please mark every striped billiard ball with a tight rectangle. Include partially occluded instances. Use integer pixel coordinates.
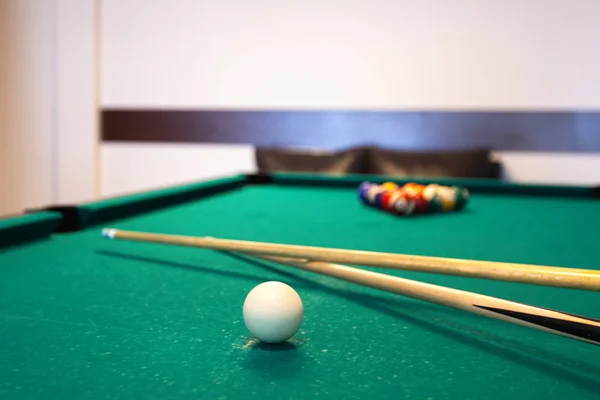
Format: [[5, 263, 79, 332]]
[[390, 192, 416, 215], [366, 185, 385, 206]]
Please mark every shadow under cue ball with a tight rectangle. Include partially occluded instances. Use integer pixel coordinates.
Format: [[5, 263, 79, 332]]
[[243, 281, 304, 344]]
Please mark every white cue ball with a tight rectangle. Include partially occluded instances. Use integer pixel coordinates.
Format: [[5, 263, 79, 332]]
[[243, 281, 304, 343]]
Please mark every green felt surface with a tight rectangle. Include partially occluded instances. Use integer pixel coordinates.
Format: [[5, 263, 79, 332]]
[[1, 177, 600, 399]]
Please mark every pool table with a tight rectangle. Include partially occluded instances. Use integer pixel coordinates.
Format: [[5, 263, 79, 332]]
[[1, 173, 599, 399]]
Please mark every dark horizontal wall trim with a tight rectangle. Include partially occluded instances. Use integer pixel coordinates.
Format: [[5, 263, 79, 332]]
[[102, 109, 600, 152]]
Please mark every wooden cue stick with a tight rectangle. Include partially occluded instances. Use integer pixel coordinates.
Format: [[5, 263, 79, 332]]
[[248, 254, 600, 346], [101, 228, 600, 291]]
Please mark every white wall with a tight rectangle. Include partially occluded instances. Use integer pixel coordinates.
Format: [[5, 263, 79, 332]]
[[0, 0, 57, 214], [493, 152, 600, 185], [55, 0, 99, 204], [101, 142, 255, 197], [97, 0, 600, 193], [0, 0, 98, 216], [2, 1, 600, 215], [101, 0, 600, 110]]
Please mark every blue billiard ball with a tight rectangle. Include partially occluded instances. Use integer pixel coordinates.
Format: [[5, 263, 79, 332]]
[[358, 182, 373, 204]]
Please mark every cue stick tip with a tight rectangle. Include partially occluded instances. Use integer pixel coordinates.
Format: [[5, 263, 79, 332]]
[[102, 228, 116, 239]]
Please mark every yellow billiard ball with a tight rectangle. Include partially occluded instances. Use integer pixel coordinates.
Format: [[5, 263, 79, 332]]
[[381, 182, 399, 191]]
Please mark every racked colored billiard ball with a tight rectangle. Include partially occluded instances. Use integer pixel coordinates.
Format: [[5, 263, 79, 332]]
[[381, 182, 399, 191], [389, 192, 416, 215]]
